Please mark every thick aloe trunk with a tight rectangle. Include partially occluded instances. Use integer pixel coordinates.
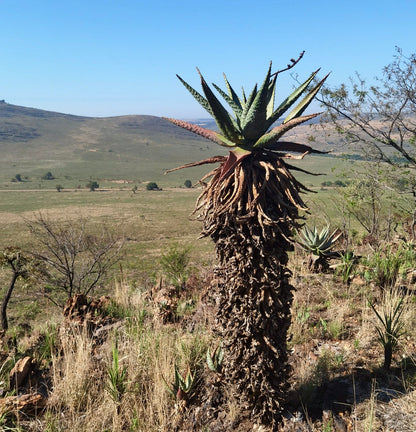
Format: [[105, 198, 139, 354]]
[[383, 342, 393, 370], [212, 216, 294, 425], [199, 155, 304, 426]]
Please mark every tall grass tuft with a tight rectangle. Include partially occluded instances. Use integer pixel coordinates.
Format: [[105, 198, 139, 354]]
[[42, 276, 214, 431], [105, 337, 128, 413]]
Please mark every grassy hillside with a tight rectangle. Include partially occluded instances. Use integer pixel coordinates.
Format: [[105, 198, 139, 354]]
[[0, 101, 344, 190], [0, 102, 226, 188]]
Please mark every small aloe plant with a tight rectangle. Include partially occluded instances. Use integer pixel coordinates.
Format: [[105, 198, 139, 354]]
[[335, 250, 358, 284], [105, 340, 128, 412], [298, 225, 341, 271], [368, 292, 406, 370], [298, 225, 341, 256], [206, 345, 224, 374], [164, 365, 196, 405]]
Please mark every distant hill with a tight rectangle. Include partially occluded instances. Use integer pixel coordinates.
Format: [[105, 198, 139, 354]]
[[0, 101, 215, 157], [0, 101, 337, 189]]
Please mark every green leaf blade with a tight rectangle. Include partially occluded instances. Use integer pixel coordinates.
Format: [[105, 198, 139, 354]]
[[253, 113, 320, 149], [177, 74, 212, 116], [241, 62, 272, 139], [284, 73, 330, 123], [163, 118, 236, 147], [198, 69, 243, 143], [266, 69, 320, 128], [212, 83, 243, 120]]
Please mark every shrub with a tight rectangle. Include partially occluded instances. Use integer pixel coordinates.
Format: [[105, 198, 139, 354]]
[[86, 180, 99, 191], [160, 243, 191, 289], [364, 247, 402, 289], [146, 182, 159, 191], [41, 171, 55, 180], [184, 179, 192, 188], [26, 214, 123, 303]]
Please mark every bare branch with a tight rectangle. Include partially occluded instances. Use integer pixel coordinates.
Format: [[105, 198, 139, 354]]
[[26, 214, 123, 306]]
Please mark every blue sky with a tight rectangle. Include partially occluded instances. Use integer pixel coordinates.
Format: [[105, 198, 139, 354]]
[[1, 0, 415, 118]]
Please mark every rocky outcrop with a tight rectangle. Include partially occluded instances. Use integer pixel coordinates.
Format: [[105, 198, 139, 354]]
[[0, 356, 47, 418]]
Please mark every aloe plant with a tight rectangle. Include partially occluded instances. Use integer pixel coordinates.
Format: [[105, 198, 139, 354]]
[[336, 250, 358, 284], [368, 292, 406, 370], [105, 339, 128, 413], [164, 365, 196, 405], [206, 345, 224, 374], [298, 225, 341, 272], [165, 54, 328, 427]]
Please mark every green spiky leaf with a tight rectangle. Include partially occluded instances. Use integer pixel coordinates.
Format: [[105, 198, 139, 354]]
[[206, 347, 216, 372], [197, 69, 243, 143], [212, 83, 243, 120], [284, 73, 330, 123], [240, 86, 247, 105], [184, 369, 194, 391], [253, 113, 319, 149], [223, 73, 243, 112], [263, 141, 328, 154], [240, 83, 258, 126], [266, 69, 320, 128], [163, 117, 236, 147], [266, 74, 277, 119], [241, 63, 272, 138], [176, 74, 212, 116]]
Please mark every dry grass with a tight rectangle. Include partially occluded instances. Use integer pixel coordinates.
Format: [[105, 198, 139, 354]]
[[34, 279, 213, 432], [7, 249, 408, 432], [285, 242, 416, 432], [1, 193, 416, 431]]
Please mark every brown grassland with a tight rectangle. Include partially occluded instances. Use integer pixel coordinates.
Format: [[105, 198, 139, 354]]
[[0, 181, 415, 431]]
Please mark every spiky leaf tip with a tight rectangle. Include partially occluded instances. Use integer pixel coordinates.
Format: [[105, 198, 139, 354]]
[[176, 75, 212, 116], [196, 68, 242, 143], [241, 62, 273, 137], [253, 113, 320, 149], [284, 73, 330, 124], [266, 69, 321, 128]]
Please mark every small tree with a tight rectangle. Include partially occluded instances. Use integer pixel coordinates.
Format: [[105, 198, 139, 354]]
[[146, 182, 159, 191], [86, 180, 99, 191], [184, 179, 192, 188], [320, 48, 416, 237], [334, 162, 401, 243], [26, 214, 123, 305], [14, 174, 22, 182], [41, 171, 55, 180], [56, 184, 63, 192], [0, 248, 41, 331]]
